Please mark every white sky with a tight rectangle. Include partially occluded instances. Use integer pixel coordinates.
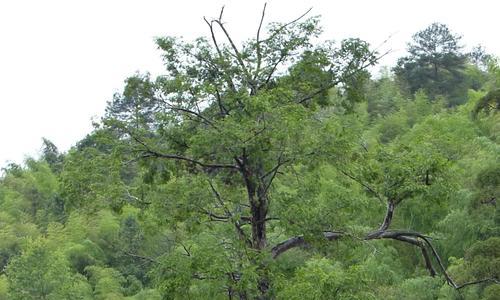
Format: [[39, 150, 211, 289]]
[[1, 0, 499, 169]]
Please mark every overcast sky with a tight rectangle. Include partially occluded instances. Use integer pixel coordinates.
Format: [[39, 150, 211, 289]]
[[1, 0, 499, 169]]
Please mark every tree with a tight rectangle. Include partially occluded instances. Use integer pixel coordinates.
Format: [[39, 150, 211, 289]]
[[104, 5, 378, 298], [106, 74, 157, 130], [100, 5, 500, 298], [40, 138, 63, 174], [468, 45, 493, 71], [6, 238, 91, 300], [394, 23, 468, 105], [366, 69, 405, 119]]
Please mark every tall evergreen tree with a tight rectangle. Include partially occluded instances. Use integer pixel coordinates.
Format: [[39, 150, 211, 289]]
[[394, 23, 468, 105]]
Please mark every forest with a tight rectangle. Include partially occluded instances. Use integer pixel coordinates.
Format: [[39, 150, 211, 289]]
[[0, 7, 499, 300]]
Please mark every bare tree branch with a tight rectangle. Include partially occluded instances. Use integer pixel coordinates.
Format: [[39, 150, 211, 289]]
[[124, 127, 237, 170], [208, 179, 232, 217], [379, 200, 395, 231], [390, 235, 436, 277], [156, 95, 219, 129], [261, 52, 287, 88], [254, 3, 267, 82], [140, 150, 238, 170], [123, 252, 159, 264], [271, 231, 343, 258], [261, 152, 289, 194], [456, 278, 500, 289], [256, 3, 267, 46], [261, 7, 313, 43], [419, 234, 458, 287], [213, 18, 254, 88], [218, 5, 225, 22], [203, 16, 237, 93], [179, 242, 192, 257], [197, 206, 231, 222], [207, 179, 252, 246], [214, 87, 229, 116]]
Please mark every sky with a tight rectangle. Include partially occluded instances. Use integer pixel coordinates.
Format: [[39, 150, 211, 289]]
[[1, 0, 499, 169]]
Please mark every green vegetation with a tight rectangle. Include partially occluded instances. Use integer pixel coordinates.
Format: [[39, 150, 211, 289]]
[[0, 8, 498, 299]]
